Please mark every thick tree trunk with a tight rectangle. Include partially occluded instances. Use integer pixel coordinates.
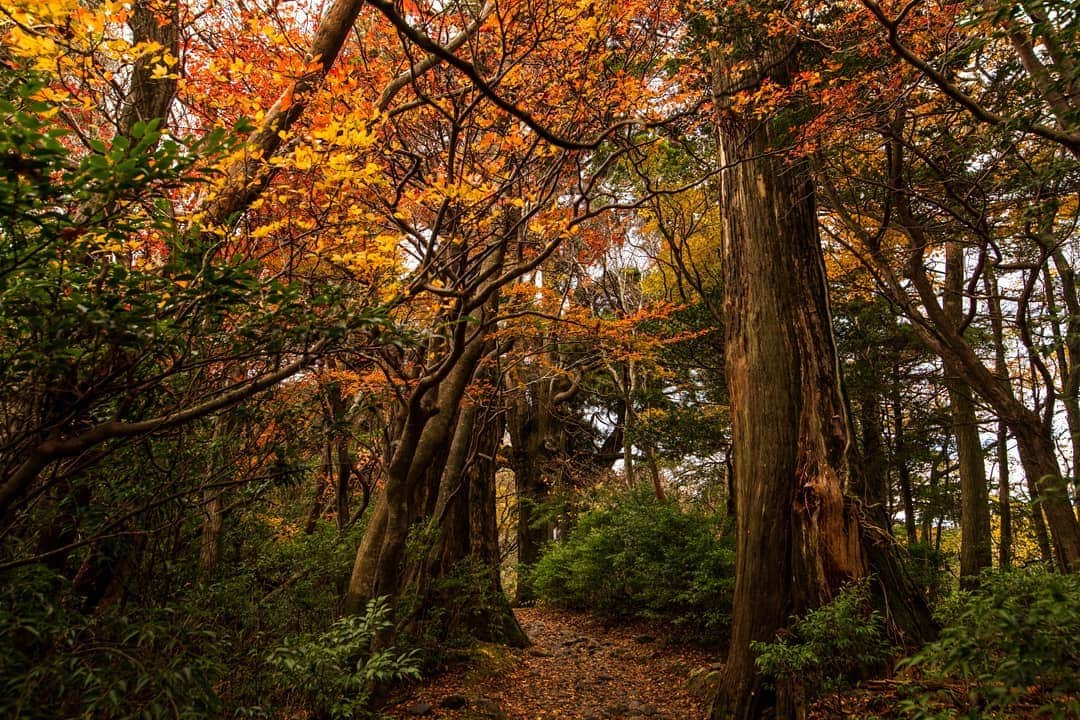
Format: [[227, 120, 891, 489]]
[[511, 448, 550, 604], [119, 0, 180, 137], [507, 366, 580, 604], [711, 57, 867, 719], [712, 49, 935, 719]]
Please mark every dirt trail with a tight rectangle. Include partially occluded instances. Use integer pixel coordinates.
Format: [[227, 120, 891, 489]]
[[387, 607, 712, 720]]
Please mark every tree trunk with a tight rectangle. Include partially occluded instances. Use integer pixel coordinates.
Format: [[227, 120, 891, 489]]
[[199, 417, 227, 577], [1035, 230, 1080, 511], [942, 243, 992, 586], [921, 441, 944, 546], [511, 439, 550, 604], [645, 443, 666, 501], [304, 471, 329, 534], [1013, 422, 1070, 566], [985, 270, 1012, 567], [119, 0, 180, 137], [507, 365, 580, 604], [712, 54, 867, 719], [345, 237, 515, 635], [401, 402, 527, 645], [508, 388, 552, 605], [996, 421, 1013, 568], [1027, 472, 1055, 563], [199, 487, 225, 577], [858, 393, 890, 517], [891, 365, 918, 544], [886, 132, 1080, 571], [712, 48, 935, 718], [322, 371, 353, 532], [947, 384, 992, 584]]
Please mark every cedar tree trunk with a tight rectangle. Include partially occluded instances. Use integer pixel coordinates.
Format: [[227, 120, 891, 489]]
[[711, 55, 867, 719]]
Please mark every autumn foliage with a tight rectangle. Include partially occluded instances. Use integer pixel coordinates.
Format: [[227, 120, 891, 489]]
[[2, 0, 1079, 717]]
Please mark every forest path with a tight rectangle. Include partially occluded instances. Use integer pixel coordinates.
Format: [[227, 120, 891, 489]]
[[387, 607, 713, 720]]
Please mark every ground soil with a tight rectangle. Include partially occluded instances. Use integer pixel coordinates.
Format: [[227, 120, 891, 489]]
[[385, 607, 713, 720]]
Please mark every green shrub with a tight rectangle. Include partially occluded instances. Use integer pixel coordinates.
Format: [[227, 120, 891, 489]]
[[187, 515, 369, 714], [266, 597, 421, 720], [530, 491, 734, 642], [899, 567, 1080, 719], [0, 566, 224, 720], [0, 511, 371, 719], [751, 579, 891, 694]]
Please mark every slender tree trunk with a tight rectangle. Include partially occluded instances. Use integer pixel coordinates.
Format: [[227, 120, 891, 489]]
[[645, 444, 665, 501], [921, 442, 944, 546], [903, 242, 1080, 570], [1021, 443, 1056, 564], [334, 436, 351, 531], [345, 237, 509, 618], [985, 271, 1012, 567], [1012, 420, 1078, 569], [318, 362, 355, 531], [891, 366, 918, 544], [304, 471, 329, 534], [943, 242, 992, 586], [199, 418, 227, 577], [947, 383, 992, 584], [1042, 267, 1080, 491], [621, 361, 637, 488], [882, 123, 1080, 570], [995, 423, 1013, 567], [465, 409, 527, 644]]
